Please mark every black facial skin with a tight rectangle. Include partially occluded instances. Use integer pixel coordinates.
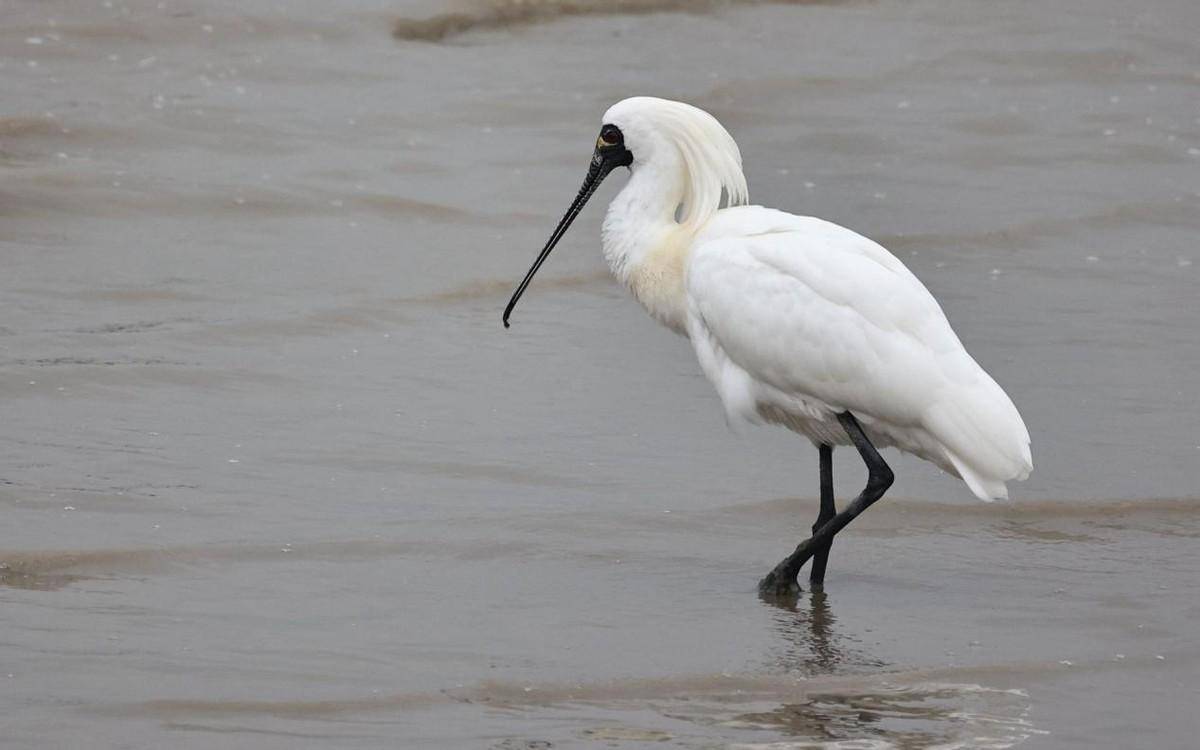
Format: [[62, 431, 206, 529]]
[[502, 124, 633, 328]]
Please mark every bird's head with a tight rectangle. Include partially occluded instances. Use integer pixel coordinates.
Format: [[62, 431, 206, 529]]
[[502, 97, 748, 328]]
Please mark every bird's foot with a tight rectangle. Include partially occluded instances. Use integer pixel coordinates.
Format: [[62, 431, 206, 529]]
[[758, 566, 802, 598], [758, 538, 818, 598]]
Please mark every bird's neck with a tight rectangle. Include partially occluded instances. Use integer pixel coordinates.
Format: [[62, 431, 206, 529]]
[[601, 158, 695, 335]]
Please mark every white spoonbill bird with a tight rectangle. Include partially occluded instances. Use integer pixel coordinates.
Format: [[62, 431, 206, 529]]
[[503, 97, 1032, 595]]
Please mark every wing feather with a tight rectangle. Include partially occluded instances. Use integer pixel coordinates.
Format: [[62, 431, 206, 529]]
[[685, 209, 1032, 498]]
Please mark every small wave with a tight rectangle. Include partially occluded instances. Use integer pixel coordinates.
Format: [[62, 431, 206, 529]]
[[722, 681, 1041, 750], [72, 319, 177, 334], [0, 548, 171, 590], [119, 271, 608, 343], [0, 115, 126, 144], [720, 495, 1200, 522], [0, 115, 65, 139], [0, 537, 538, 591], [0, 114, 136, 164], [393, 0, 846, 42], [0, 173, 476, 222], [102, 671, 994, 715], [101, 670, 1041, 748], [2, 356, 186, 367], [876, 200, 1200, 254], [401, 269, 610, 304]]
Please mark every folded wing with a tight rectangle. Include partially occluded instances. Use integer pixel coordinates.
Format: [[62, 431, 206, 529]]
[[686, 208, 1032, 499]]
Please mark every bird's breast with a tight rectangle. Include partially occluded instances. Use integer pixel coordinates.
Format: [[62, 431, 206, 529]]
[[623, 232, 692, 335]]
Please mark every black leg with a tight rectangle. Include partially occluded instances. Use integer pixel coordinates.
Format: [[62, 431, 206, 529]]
[[808, 443, 836, 587], [758, 412, 894, 596]]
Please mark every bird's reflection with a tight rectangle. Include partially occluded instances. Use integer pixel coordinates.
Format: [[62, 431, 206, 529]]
[[739, 589, 1027, 747], [758, 587, 886, 675], [746, 588, 909, 745]]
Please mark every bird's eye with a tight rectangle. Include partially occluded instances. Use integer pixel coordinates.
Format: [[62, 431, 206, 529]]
[[598, 125, 622, 147]]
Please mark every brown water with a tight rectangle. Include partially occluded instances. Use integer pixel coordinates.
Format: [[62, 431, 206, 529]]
[[2, 0, 1199, 747]]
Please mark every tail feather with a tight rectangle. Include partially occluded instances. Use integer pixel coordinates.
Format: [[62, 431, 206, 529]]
[[925, 375, 1032, 501], [945, 450, 1011, 501]]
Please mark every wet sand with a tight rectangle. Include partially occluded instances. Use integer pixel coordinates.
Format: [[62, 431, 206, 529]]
[[2, 0, 1199, 747]]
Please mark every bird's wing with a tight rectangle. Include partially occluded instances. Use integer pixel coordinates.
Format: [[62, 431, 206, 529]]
[[686, 212, 1031, 497], [688, 213, 962, 421]]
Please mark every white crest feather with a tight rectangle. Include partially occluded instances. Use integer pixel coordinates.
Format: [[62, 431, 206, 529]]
[[604, 97, 749, 232]]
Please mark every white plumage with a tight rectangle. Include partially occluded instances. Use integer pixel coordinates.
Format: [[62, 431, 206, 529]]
[[591, 97, 1031, 501], [506, 96, 1031, 507], [685, 208, 1031, 500]]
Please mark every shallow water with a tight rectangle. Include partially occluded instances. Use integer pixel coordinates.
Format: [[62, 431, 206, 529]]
[[2, 0, 1199, 747]]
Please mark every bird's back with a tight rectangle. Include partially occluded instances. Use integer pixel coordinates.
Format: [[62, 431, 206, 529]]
[[685, 206, 1031, 500]]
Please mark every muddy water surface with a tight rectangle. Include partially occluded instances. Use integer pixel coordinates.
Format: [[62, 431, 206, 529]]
[[2, 0, 1199, 747]]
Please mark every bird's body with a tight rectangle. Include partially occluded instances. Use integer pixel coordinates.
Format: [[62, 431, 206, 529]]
[[504, 97, 1032, 592], [610, 203, 1030, 501]]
